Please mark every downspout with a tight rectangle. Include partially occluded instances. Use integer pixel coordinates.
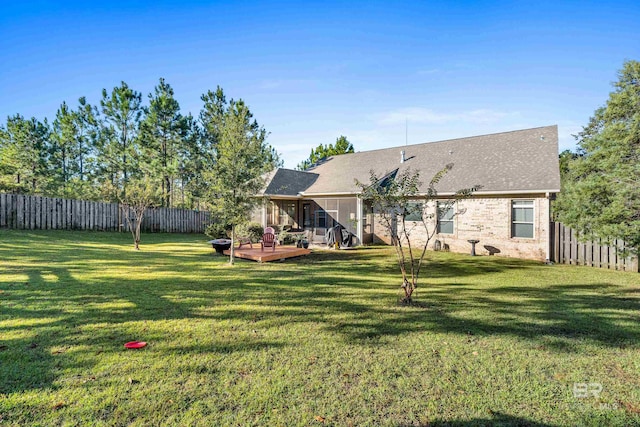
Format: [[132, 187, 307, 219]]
[[546, 192, 552, 263]]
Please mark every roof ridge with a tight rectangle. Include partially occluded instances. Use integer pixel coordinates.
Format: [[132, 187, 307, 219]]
[[275, 167, 319, 175], [330, 125, 558, 158]]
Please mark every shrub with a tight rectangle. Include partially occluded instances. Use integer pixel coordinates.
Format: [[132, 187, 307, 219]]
[[235, 222, 264, 243], [205, 222, 231, 239], [278, 229, 297, 245], [270, 225, 281, 233]]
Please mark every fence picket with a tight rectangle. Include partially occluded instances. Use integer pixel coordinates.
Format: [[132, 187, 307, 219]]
[[26, 195, 32, 230], [0, 193, 209, 234], [550, 222, 636, 272], [0, 194, 6, 227], [16, 195, 24, 229], [32, 195, 37, 230]]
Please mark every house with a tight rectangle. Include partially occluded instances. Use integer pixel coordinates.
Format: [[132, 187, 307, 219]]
[[252, 125, 561, 261]]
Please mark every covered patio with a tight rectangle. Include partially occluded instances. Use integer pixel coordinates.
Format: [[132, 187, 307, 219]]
[[254, 168, 364, 247]]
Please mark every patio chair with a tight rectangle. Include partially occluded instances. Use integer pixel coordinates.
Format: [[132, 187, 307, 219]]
[[261, 232, 276, 252], [237, 236, 253, 249]]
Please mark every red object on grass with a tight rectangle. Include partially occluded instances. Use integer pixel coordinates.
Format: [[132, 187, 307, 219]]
[[124, 341, 147, 349]]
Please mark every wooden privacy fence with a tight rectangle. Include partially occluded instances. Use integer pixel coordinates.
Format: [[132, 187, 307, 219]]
[[551, 222, 638, 272], [0, 193, 211, 234]]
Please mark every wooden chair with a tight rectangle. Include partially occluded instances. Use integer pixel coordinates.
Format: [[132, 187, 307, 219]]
[[261, 232, 276, 251], [237, 236, 253, 249]]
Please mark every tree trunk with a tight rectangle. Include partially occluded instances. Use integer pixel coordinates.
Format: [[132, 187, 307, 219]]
[[401, 277, 414, 304], [134, 214, 142, 250], [165, 175, 171, 207], [79, 133, 84, 180], [163, 137, 170, 207], [229, 224, 235, 265]]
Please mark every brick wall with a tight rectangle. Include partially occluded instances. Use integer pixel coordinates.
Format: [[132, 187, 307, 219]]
[[372, 194, 552, 261]]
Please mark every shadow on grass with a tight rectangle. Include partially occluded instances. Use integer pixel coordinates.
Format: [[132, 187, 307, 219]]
[[250, 252, 638, 349], [397, 411, 558, 426], [1, 232, 638, 394]]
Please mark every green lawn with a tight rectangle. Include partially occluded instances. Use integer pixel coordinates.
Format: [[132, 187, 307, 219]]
[[0, 230, 639, 426]]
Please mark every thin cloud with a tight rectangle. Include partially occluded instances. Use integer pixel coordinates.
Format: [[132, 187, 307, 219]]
[[377, 107, 520, 126], [557, 120, 583, 152], [258, 79, 317, 90]]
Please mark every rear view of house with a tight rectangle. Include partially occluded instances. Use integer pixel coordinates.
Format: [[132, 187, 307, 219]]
[[253, 125, 561, 261]]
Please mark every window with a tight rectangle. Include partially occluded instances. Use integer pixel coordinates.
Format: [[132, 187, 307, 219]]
[[405, 202, 423, 221], [267, 201, 276, 225], [278, 204, 287, 225], [303, 203, 311, 227], [315, 209, 326, 228], [437, 202, 455, 234], [512, 200, 534, 238], [279, 202, 296, 226]]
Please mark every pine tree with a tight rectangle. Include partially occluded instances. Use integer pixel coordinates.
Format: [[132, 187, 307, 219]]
[[555, 60, 640, 254], [202, 96, 279, 264], [296, 135, 354, 170], [0, 115, 50, 193], [139, 78, 189, 207], [98, 81, 143, 200]]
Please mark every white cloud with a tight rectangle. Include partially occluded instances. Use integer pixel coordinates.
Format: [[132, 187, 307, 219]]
[[270, 110, 571, 169], [258, 79, 317, 90], [377, 107, 520, 126], [557, 120, 582, 152]]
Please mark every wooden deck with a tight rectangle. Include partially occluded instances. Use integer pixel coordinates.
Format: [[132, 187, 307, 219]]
[[223, 245, 311, 262]]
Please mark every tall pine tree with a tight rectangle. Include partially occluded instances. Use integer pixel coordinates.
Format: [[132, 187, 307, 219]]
[[50, 102, 77, 196], [202, 94, 279, 264], [49, 98, 100, 199], [98, 81, 143, 200], [74, 96, 99, 186], [0, 115, 50, 193], [296, 135, 354, 170], [556, 60, 640, 254], [139, 78, 189, 207]]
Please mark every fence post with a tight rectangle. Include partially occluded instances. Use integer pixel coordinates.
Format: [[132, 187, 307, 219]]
[[26, 195, 32, 230], [0, 193, 6, 228]]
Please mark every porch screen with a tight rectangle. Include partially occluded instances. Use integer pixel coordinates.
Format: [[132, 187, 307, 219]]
[[311, 197, 358, 234], [337, 198, 358, 234]]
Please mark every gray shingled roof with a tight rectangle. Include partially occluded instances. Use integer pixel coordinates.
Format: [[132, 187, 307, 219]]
[[260, 126, 561, 197], [300, 125, 561, 195], [261, 168, 319, 197]]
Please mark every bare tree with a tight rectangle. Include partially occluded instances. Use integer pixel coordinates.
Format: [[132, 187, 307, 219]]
[[104, 177, 161, 250], [357, 165, 478, 303]]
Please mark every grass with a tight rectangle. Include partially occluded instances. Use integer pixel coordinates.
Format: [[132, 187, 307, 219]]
[[0, 229, 639, 426]]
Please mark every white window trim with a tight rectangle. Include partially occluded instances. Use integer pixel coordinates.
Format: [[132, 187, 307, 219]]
[[437, 201, 455, 235], [511, 199, 535, 239]]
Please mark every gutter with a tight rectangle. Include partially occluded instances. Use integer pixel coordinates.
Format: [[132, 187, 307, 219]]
[[298, 191, 361, 197], [299, 189, 560, 198], [260, 194, 305, 200], [434, 189, 561, 197]]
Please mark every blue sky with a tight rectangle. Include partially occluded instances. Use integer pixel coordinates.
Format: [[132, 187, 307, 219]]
[[1, 1, 639, 168]]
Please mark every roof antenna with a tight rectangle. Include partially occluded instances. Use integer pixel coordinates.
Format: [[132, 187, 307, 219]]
[[405, 118, 408, 146]]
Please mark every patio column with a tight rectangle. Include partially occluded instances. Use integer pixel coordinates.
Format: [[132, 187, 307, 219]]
[[262, 197, 268, 228], [356, 196, 363, 244]]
